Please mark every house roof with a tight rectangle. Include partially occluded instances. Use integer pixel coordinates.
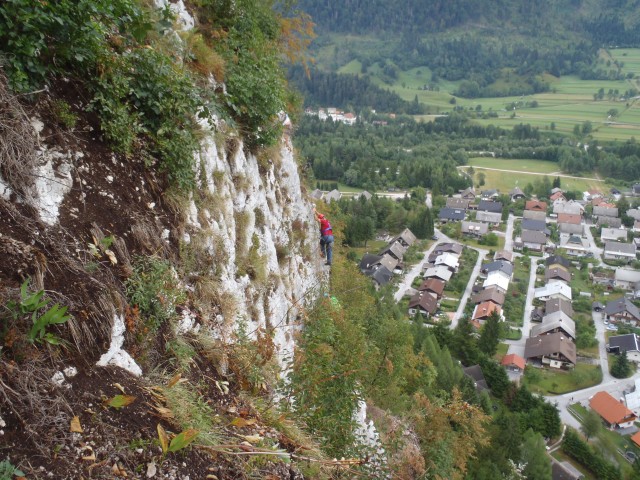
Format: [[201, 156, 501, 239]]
[[501, 353, 525, 370], [534, 282, 572, 301], [324, 189, 342, 202], [524, 332, 576, 364], [532, 311, 576, 339], [371, 266, 393, 286], [476, 211, 502, 223], [477, 200, 503, 213], [481, 260, 514, 277], [601, 228, 628, 241], [309, 188, 324, 200], [462, 365, 489, 392], [604, 241, 636, 256], [354, 190, 373, 200], [483, 271, 510, 291], [423, 266, 453, 282], [360, 254, 397, 276], [481, 189, 499, 198], [546, 255, 571, 269], [435, 252, 460, 269], [615, 268, 640, 285], [604, 297, 640, 320], [609, 333, 640, 353], [471, 287, 505, 306], [433, 243, 464, 255], [597, 216, 622, 227], [627, 209, 640, 221], [459, 187, 476, 199], [446, 197, 470, 209], [408, 291, 438, 314], [521, 229, 548, 245], [557, 213, 582, 225], [632, 431, 640, 448], [594, 206, 619, 217], [509, 186, 525, 197], [472, 301, 501, 320], [462, 221, 489, 235], [494, 250, 514, 262], [545, 297, 574, 317], [439, 207, 466, 221], [545, 266, 571, 283], [379, 241, 407, 260], [418, 278, 446, 296], [392, 228, 417, 247], [523, 210, 547, 221], [590, 391, 637, 425], [521, 218, 547, 232], [525, 200, 548, 211], [550, 191, 565, 201], [553, 200, 584, 215]]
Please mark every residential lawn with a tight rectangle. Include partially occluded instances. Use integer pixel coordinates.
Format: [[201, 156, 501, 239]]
[[459, 234, 505, 252], [523, 363, 602, 395], [504, 327, 521, 340], [347, 240, 390, 262], [494, 342, 509, 361], [502, 256, 531, 327], [442, 248, 478, 311]]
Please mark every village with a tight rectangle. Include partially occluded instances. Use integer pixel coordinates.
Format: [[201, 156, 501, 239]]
[[315, 179, 640, 478]]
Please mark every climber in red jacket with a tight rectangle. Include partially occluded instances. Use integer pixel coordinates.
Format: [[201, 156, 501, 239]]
[[313, 208, 334, 266]]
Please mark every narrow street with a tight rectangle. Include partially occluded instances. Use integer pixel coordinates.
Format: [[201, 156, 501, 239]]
[[451, 249, 487, 329]]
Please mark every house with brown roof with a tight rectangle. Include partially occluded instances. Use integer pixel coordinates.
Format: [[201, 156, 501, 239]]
[[545, 297, 574, 317], [557, 213, 583, 236], [391, 228, 417, 248], [501, 353, 525, 372], [509, 186, 525, 201], [524, 332, 576, 368], [472, 302, 502, 323], [494, 250, 514, 262], [523, 210, 547, 221], [417, 278, 445, 298], [379, 241, 407, 261], [589, 391, 637, 429], [446, 197, 470, 210], [459, 187, 476, 200], [517, 230, 548, 251], [550, 191, 566, 202], [545, 266, 571, 284], [471, 287, 506, 306], [525, 200, 548, 212], [408, 291, 438, 318]]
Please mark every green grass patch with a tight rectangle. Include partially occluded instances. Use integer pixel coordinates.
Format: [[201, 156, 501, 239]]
[[524, 363, 602, 395], [494, 342, 509, 361], [504, 327, 522, 340], [468, 157, 561, 174]]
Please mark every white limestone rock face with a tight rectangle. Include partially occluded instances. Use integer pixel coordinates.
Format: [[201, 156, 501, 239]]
[[97, 314, 143, 376], [187, 132, 321, 367]]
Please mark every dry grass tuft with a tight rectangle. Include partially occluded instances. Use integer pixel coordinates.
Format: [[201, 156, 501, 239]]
[[0, 70, 38, 205]]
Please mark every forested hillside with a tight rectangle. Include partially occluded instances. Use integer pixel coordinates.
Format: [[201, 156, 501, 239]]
[[290, 0, 640, 103]]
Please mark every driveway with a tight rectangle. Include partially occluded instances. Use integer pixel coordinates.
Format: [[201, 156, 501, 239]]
[[583, 221, 605, 266], [504, 213, 517, 252], [393, 239, 441, 302]]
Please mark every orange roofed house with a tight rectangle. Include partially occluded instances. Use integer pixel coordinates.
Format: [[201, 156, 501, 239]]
[[501, 353, 525, 372], [525, 200, 548, 212], [590, 391, 637, 429]]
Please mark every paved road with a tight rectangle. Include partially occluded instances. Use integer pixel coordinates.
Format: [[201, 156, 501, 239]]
[[583, 220, 605, 266], [594, 310, 614, 384], [504, 213, 516, 252], [507, 256, 538, 357], [451, 249, 488, 329], [394, 236, 442, 302]]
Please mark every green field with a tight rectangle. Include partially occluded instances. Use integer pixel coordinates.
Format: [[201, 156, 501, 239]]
[[463, 165, 610, 193], [524, 363, 602, 395], [467, 158, 561, 173], [330, 45, 640, 141]]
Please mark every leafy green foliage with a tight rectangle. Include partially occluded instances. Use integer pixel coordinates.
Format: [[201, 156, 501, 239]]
[[5, 279, 71, 345], [563, 428, 621, 480], [611, 350, 632, 378], [125, 256, 185, 333], [0, 458, 25, 479]]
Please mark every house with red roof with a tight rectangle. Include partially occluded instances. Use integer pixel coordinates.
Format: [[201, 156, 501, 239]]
[[589, 391, 637, 429], [525, 200, 548, 212], [501, 353, 525, 372]]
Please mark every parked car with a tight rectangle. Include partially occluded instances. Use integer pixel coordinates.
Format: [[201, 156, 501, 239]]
[[606, 324, 619, 331]]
